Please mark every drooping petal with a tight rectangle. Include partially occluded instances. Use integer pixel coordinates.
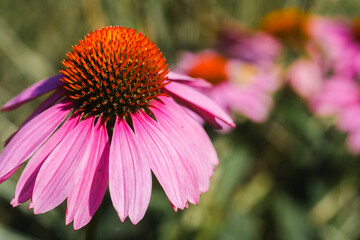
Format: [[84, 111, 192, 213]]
[[66, 119, 110, 230], [167, 71, 212, 88], [152, 97, 217, 193], [164, 81, 235, 128], [31, 116, 94, 214], [4, 89, 66, 146], [0, 101, 72, 183], [11, 114, 81, 207], [109, 117, 152, 224], [24, 89, 66, 123], [1, 74, 64, 112]]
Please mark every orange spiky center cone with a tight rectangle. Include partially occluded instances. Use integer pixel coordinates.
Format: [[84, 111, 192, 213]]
[[60, 26, 169, 119]]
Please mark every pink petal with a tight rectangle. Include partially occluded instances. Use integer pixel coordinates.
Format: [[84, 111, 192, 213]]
[[11, 114, 81, 207], [132, 111, 186, 210], [167, 71, 212, 88], [227, 86, 272, 122], [0, 101, 72, 183], [31, 116, 95, 214], [152, 97, 217, 193], [132, 102, 216, 210], [4, 89, 65, 146], [1, 74, 63, 112], [66, 119, 110, 230], [204, 82, 272, 123], [24, 89, 66, 123], [183, 106, 206, 126], [109, 117, 152, 224], [164, 81, 235, 129]]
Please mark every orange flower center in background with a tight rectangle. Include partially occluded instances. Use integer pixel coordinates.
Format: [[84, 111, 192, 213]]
[[353, 17, 360, 43], [60, 26, 169, 119], [188, 53, 228, 85], [260, 8, 310, 46]]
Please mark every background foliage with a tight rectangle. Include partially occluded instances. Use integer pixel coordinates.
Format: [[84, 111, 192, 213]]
[[0, 0, 359, 239]]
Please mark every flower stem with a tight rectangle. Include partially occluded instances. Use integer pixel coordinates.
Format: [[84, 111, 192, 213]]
[[84, 211, 99, 240]]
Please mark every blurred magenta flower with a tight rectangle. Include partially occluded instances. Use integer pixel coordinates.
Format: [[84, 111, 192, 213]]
[[313, 76, 360, 153], [291, 16, 360, 153], [310, 17, 360, 77], [308, 17, 360, 113], [285, 16, 348, 110], [286, 49, 354, 116], [310, 17, 360, 153], [0, 26, 234, 229], [176, 50, 280, 124]]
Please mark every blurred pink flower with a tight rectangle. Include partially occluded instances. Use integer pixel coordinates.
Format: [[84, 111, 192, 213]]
[[304, 17, 360, 153], [176, 50, 281, 124], [285, 17, 353, 109], [311, 76, 360, 153], [0, 26, 234, 229], [309, 17, 360, 77]]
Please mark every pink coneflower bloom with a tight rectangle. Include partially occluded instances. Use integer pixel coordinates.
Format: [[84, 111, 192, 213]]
[[308, 17, 360, 117], [300, 17, 360, 153], [175, 50, 280, 124], [284, 16, 352, 110], [288, 56, 359, 117], [309, 17, 360, 77], [286, 49, 357, 116], [311, 75, 360, 153], [0, 26, 234, 229]]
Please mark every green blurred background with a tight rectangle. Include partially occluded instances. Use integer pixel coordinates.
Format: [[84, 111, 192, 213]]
[[0, 0, 360, 239]]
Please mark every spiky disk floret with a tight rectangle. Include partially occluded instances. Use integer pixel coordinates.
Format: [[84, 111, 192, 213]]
[[60, 26, 169, 119]]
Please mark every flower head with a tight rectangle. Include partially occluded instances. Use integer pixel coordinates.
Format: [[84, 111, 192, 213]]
[[176, 50, 280, 124], [60, 27, 169, 119], [0, 26, 234, 229]]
